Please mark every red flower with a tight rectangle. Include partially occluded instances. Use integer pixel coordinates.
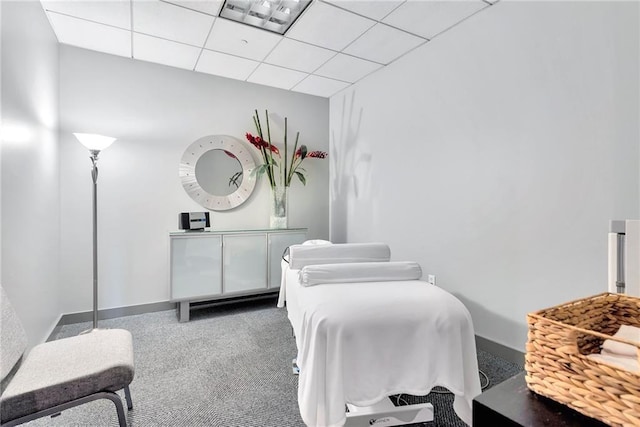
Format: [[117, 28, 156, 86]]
[[246, 132, 264, 149], [246, 132, 279, 155], [307, 151, 327, 159]]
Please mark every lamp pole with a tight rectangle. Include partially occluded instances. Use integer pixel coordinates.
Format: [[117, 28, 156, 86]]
[[90, 150, 100, 329]]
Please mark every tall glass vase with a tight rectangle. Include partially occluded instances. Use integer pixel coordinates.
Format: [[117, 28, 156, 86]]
[[270, 186, 288, 229]]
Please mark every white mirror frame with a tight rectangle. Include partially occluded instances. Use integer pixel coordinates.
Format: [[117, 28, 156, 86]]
[[180, 135, 256, 211]]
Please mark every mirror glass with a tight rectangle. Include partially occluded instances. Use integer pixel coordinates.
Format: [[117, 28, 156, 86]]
[[195, 149, 243, 197]]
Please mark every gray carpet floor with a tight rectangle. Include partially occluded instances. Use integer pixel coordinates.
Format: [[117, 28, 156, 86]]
[[26, 297, 522, 427]]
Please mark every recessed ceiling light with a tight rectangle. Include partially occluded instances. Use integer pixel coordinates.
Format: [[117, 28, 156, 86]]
[[219, 0, 312, 35]]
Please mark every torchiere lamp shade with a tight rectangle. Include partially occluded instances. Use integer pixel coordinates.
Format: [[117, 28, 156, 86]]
[[74, 133, 116, 151]]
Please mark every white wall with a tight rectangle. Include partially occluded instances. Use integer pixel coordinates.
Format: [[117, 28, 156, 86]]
[[329, 1, 639, 352], [1, 0, 60, 346], [1, 0, 3, 282], [59, 46, 329, 314]]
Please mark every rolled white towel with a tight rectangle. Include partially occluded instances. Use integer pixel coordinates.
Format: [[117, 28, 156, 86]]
[[601, 324, 640, 358], [289, 243, 391, 269], [302, 239, 332, 246], [601, 349, 638, 360], [587, 352, 640, 372], [299, 261, 422, 287]]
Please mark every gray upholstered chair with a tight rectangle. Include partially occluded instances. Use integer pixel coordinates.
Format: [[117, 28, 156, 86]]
[[0, 286, 135, 427]]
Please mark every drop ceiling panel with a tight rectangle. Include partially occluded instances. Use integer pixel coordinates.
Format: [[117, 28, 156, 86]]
[[132, 0, 215, 46], [196, 49, 260, 80], [39, 0, 496, 98], [133, 33, 201, 70], [323, 0, 404, 21], [264, 38, 336, 73], [382, 0, 486, 39], [161, 0, 223, 16], [314, 53, 381, 83], [293, 75, 350, 97], [286, 1, 375, 51], [41, 0, 131, 30], [206, 18, 282, 61], [247, 63, 307, 90], [47, 12, 131, 58], [343, 23, 424, 65]]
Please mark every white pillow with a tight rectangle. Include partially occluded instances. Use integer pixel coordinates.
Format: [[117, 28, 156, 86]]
[[289, 243, 391, 269], [299, 261, 422, 287]]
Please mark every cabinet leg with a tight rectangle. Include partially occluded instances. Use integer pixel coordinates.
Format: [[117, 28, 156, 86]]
[[177, 301, 190, 322]]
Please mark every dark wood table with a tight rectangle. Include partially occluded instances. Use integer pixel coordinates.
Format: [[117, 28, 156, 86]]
[[472, 372, 608, 426]]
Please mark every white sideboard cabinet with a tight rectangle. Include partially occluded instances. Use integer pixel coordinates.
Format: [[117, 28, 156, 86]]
[[170, 228, 306, 321]]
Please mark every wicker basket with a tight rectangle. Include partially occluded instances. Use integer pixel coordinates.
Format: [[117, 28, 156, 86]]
[[525, 292, 640, 427]]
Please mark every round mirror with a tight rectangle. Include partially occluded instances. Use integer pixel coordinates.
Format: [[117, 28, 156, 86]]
[[180, 135, 256, 211]]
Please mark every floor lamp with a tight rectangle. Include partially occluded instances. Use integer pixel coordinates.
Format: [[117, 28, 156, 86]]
[[74, 133, 116, 330]]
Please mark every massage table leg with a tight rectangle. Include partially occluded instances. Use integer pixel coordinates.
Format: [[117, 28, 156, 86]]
[[291, 358, 435, 426], [345, 399, 434, 427]]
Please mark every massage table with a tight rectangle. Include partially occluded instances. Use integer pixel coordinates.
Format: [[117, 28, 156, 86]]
[[277, 243, 481, 427]]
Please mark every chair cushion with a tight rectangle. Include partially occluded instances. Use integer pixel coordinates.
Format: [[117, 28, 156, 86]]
[[0, 328, 134, 423], [0, 286, 28, 382]]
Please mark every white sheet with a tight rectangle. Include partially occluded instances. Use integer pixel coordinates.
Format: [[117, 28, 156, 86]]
[[281, 268, 481, 427], [277, 259, 291, 309], [299, 261, 422, 287]]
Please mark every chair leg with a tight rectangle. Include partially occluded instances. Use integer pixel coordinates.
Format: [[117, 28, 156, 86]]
[[1, 391, 127, 427], [124, 385, 133, 410], [103, 392, 128, 427]]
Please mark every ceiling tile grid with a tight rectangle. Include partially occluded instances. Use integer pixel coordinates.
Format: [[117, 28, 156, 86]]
[[285, 1, 376, 51], [196, 49, 260, 81], [247, 63, 308, 90], [46, 12, 132, 58], [382, 0, 488, 40], [132, 0, 215, 46], [323, 0, 404, 22], [40, 0, 494, 98], [264, 38, 337, 73], [342, 22, 426, 65], [41, 0, 131, 30], [205, 18, 282, 61], [314, 53, 381, 84], [292, 75, 351, 97], [133, 33, 202, 70], [163, 0, 224, 16]]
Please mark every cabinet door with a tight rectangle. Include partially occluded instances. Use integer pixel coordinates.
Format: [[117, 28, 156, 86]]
[[268, 231, 307, 289], [223, 234, 267, 294], [171, 235, 222, 301]]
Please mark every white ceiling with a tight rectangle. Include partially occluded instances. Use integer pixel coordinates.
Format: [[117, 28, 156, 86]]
[[40, 0, 497, 98]]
